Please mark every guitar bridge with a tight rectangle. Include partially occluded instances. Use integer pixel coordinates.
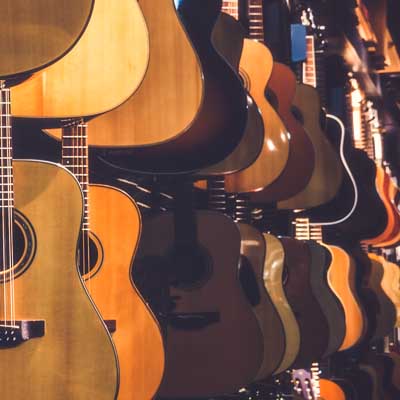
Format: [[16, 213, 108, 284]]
[[0, 320, 45, 348]]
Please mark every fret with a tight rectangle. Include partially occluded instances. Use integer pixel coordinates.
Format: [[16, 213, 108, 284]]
[[248, 0, 265, 41]]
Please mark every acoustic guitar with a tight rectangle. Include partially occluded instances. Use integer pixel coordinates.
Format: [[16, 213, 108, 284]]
[[278, 24, 344, 210], [237, 224, 286, 380], [294, 220, 346, 358], [365, 253, 396, 341], [279, 237, 330, 368], [0, 0, 94, 78], [195, 12, 264, 177], [249, 61, 315, 202], [52, 0, 202, 146], [262, 233, 300, 374], [224, 0, 290, 193], [12, 0, 149, 125], [92, 0, 248, 174], [61, 124, 165, 400], [296, 221, 365, 352], [133, 181, 264, 397]]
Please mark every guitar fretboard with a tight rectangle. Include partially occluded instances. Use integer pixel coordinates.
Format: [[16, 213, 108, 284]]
[[303, 36, 317, 88], [248, 0, 265, 42], [62, 124, 90, 230], [222, 0, 239, 20], [294, 217, 323, 242], [0, 87, 13, 211]]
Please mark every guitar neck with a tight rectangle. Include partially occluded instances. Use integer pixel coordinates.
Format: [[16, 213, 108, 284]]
[[61, 124, 90, 230], [247, 0, 265, 42], [0, 85, 13, 212], [222, 0, 239, 20], [303, 36, 317, 88]]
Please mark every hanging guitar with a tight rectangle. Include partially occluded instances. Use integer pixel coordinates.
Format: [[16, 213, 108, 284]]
[[0, 2, 121, 398], [92, 0, 248, 174]]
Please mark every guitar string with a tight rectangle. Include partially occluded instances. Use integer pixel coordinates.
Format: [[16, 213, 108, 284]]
[[1, 84, 7, 325], [6, 88, 15, 326]]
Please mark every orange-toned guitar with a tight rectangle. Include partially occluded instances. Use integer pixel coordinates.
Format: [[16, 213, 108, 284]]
[[295, 220, 365, 352], [61, 124, 165, 400], [222, 0, 290, 193]]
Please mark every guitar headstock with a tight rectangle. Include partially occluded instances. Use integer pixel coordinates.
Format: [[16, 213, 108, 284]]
[[292, 369, 317, 400]]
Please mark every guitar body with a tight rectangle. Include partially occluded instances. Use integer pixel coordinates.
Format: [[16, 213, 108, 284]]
[[302, 115, 358, 224], [279, 237, 330, 368], [195, 13, 264, 177], [262, 233, 300, 374], [278, 83, 343, 210], [307, 240, 346, 358], [382, 259, 400, 326], [12, 0, 149, 123], [134, 211, 263, 397], [250, 62, 315, 202], [225, 39, 290, 193], [363, 167, 399, 246], [333, 149, 388, 241], [320, 379, 347, 400], [325, 245, 365, 350], [0, 160, 118, 399], [366, 254, 396, 341], [0, 0, 94, 78], [92, 0, 248, 174], [85, 184, 165, 399], [237, 224, 286, 380], [74, 0, 202, 145], [379, 179, 400, 247]]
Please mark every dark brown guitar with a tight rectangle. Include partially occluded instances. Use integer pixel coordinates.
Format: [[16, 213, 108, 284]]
[[93, 0, 248, 174], [133, 182, 263, 397], [250, 62, 315, 203], [195, 12, 264, 177], [280, 237, 330, 368]]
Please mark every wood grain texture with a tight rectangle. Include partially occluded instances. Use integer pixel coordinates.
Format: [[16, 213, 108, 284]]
[[225, 39, 290, 193], [325, 245, 364, 351], [278, 84, 343, 210], [237, 224, 286, 380], [0, 0, 94, 78], [0, 160, 118, 399], [12, 0, 149, 122], [86, 185, 165, 400], [250, 62, 315, 202], [262, 233, 300, 374], [84, 0, 203, 146]]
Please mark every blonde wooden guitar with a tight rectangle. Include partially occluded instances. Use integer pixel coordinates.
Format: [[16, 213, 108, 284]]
[[325, 245, 365, 351], [12, 0, 149, 123], [263, 234, 300, 374], [61, 125, 165, 400], [0, 160, 118, 399], [0, 0, 93, 78], [80, 0, 203, 146]]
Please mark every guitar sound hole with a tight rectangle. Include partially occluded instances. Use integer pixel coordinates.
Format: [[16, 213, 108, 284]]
[[0, 210, 36, 282], [78, 231, 104, 280], [168, 245, 212, 291]]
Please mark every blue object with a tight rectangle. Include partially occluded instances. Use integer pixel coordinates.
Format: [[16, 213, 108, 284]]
[[291, 24, 307, 62]]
